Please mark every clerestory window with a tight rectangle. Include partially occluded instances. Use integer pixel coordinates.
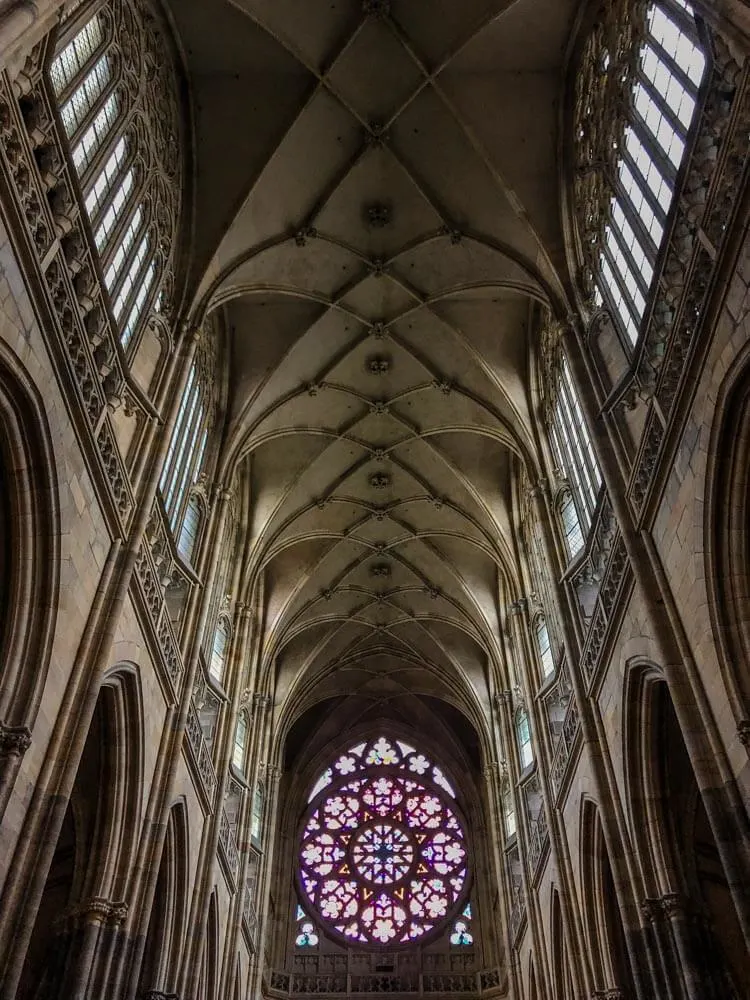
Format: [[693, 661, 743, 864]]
[[516, 710, 534, 770], [587, 2, 706, 343], [549, 354, 602, 549], [49, 0, 182, 354]]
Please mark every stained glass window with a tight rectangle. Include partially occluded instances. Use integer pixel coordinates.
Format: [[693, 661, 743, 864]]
[[298, 737, 469, 948], [450, 903, 474, 946], [295, 905, 319, 948]]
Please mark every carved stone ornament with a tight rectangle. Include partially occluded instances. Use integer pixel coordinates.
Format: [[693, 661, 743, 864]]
[[737, 720, 750, 747], [0, 724, 32, 758], [364, 201, 391, 228], [370, 562, 391, 578], [367, 355, 391, 374], [369, 471, 391, 490]]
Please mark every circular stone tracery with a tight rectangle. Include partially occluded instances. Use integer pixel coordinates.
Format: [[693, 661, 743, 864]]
[[352, 823, 414, 885], [298, 737, 469, 947]]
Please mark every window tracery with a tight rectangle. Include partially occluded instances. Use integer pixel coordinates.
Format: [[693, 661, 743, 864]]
[[450, 904, 474, 947], [298, 737, 469, 948], [50, 0, 183, 351], [573, 0, 706, 341], [295, 905, 319, 949]]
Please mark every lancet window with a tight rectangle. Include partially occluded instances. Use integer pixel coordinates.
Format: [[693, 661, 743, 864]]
[[575, 1, 706, 342], [298, 736, 469, 947], [233, 712, 248, 773], [534, 617, 555, 680], [159, 334, 219, 547], [251, 783, 265, 847], [516, 711, 534, 770], [50, 0, 183, 352]]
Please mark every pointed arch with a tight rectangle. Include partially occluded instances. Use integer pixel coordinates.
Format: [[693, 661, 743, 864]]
[[0, 342, 60, 734], [138, 799, 189, 994]]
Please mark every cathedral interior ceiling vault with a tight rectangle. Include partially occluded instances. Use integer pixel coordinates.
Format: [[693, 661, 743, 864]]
[[163, 0, 579, 737]]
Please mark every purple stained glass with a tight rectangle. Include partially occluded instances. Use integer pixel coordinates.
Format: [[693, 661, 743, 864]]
[[299, 737, 468, 947]]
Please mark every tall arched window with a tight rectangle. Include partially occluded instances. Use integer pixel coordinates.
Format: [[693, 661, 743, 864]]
[[549, 354, 602, 542], [559, 490, 584, 560], [177, 494, 203, 564], [534, 617, 555, 679], [233, 712, 248, 773], [502, 781, 516, 838], [209, 616, 230, 684], [575, 1, 706, 342], [251, 782, 264, 847], [49, 0, 183, 352], [516, 710, 534, 770], [159, 334, 219, 544]]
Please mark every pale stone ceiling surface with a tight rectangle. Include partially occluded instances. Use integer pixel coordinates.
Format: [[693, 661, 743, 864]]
[[165, 0, 578, 745]]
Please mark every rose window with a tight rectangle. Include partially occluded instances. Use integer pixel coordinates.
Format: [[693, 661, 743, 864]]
[[298, 737, 469, 947]]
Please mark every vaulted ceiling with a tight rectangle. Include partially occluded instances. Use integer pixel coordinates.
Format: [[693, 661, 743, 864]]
[[166, 0, 579, 745]]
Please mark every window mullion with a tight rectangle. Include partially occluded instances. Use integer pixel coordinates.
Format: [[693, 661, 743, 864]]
[[614, 182, 659, 264], [636, 69, 688, 141], [160, 369, 196, 496], [631, 114, 678, 188], [608, 210, 651, 300], [600, 241, 644, 334], [648, 35, 699, 96], [621, 148, 667, 228]]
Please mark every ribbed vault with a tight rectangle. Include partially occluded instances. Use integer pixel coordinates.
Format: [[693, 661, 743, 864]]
[[165, 0, 578, 735]]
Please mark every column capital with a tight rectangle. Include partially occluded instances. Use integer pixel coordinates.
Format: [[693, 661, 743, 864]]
[[508, 598, 528, 618], [252, 693, 272, 715], [58, 896, 128, 929], [0, 723, 31, 759]]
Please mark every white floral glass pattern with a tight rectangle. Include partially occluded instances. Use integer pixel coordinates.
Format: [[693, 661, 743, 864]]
[[299, 737, 468, 947]]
